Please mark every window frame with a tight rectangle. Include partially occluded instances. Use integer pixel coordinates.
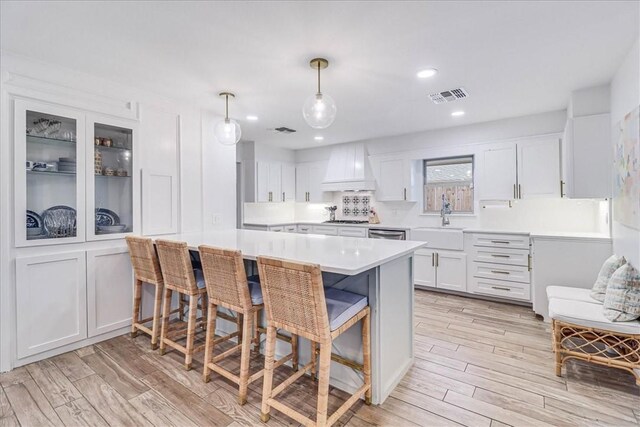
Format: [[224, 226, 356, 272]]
[[422, 155, 475, 215]]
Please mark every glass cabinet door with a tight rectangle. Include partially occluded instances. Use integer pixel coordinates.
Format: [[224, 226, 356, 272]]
[[87, 116, 137, 240], [15, 99, 86, 247]]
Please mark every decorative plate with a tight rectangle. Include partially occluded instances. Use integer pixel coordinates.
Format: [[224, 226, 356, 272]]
[[95, 208, 120, 226], [42, 206, 77, 238], [26, 210, 42, 229]]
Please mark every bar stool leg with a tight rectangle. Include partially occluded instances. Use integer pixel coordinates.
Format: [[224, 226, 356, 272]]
[[237, 313, 244, 346], [185, 294, 198, 370], [252, 310, 260, 351], [238, 312, 253, 405], [316, 342, 332, 427], [159, 288, 173, 356], [260, 325, 277, 423], [131, 279, 142, 338], [149, 283, 163, 350], [310, 340, 318, 381], [203, 302, 218, 383], [363, 310, 372, 405], [201, 294, 208, 330], [291, 334, 299, 371]]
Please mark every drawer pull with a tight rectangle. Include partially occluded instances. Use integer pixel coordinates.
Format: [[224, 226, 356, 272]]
[[491, 254, 510, 258], [491, 270, 510, 275], [491, 286, 511, 291], [491, 240, 510, 244]]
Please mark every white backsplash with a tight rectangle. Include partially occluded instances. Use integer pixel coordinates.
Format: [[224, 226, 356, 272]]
[[244, 193, 609, 234]]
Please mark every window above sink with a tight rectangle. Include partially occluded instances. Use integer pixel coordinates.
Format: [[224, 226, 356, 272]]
[[423, 156, 474, 215]]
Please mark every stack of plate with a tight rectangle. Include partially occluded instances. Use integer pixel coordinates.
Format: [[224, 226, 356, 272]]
[[58, 157, 76, 173]]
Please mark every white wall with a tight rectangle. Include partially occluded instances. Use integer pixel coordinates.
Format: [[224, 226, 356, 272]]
[[610, 39, 640, 267]]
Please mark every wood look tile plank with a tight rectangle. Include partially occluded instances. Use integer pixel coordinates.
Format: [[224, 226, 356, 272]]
[[51, 352, 94, 382], [379, 395, 461, 427], [391, 384, 491, 426], [81, 350, 149, 400], [415, 331, 460, 351], [205, 386, 288, 427], [415, 324, 497, 352], [95, 336, 157, 377], [406, 364, 476, 397], [0, 388, 13, 419], [350, 399, 420, 426], [140, 370, 233, 426], [54, 397, 109, 427], [74, 345, 95, 358], [543, 396, 638, 427], [4, 380, 63, 426], [0, 367, 31, 388], [417, 345, 468, 371], [129, 390, 199, 427], [140, 352, 219, 398], [26, 360, 82, 408], [0, 415, 19, 427], [74, 374, 153, 426], [444, 390, 552, 427], [490, 420, 512, 427]]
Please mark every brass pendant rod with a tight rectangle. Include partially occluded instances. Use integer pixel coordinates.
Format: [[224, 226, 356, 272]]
[[317, 62, 321, 95], [225, 94, 229, 120]]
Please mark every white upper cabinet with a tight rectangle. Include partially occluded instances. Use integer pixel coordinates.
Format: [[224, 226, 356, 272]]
[[480, 137, 561, 200], [296, 161, 328, 202], [375, 158, 418, 202], [481, 146, 517, 200], [517, 138, 561, 199], [281, 163, 296, 202], [562, 114, 611, 199]]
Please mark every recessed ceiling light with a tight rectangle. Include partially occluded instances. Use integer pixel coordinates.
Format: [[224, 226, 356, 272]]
[[417, 68, 438, 79], [246, 115, 258, 121], [451, 111, 465, 117], [314, 136, 324, 141]]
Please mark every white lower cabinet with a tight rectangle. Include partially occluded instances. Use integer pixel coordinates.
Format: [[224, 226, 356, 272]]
[[16, 251, 88, 358], [337, 227, 367, 238], [414, 249, 466, 291], [86, 247, 133, 337]]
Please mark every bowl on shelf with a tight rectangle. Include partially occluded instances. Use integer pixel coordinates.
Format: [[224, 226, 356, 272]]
[[96, 224, 127, 233]]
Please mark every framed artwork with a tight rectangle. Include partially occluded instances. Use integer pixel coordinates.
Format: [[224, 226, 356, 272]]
[[613, 106, 640, 230]]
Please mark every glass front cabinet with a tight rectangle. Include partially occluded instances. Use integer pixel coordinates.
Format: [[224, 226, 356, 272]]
[[15, 99, 139, 247]]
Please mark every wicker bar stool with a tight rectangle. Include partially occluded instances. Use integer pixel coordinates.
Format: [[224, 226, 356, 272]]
[[155, 239, 208, 370], [199, 246, 297, 405], [257, 256, 371, 427], [126, 236, 169, 349]]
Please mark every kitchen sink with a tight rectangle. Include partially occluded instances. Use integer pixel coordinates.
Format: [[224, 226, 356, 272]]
[[410, 226, 464, 251]]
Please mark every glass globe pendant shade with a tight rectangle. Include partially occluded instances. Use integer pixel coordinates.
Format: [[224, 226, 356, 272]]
[[302, 92, 337, 129], [214, 117, 241, 145]]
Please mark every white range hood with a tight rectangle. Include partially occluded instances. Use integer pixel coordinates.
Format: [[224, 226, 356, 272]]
[[322, 143, 376, 192]]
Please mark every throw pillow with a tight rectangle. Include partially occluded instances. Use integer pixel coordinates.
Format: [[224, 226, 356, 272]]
[[603, 263, 640, 322], [590, 255, 626, 302]]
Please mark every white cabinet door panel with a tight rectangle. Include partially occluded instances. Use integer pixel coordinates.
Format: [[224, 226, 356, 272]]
[[436, 252, 467, 291], [281, 164, 296, 202], [481, 146, 517, 200], [517, 138, 560, 199], [308, 162, 327, 202], [16, 252, 87, 358], [571, 114, 610, 198], [268, 163, 282, 200], [414, 249, 436, 288], [295, 166, 309, 202], [256, 162, 270, 202], [377, 159, 405, 201], [142, 169, 178, 235], [87, 247, 133, 337]]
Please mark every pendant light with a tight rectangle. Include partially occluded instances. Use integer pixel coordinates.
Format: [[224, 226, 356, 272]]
[[214, 92, 242, 145], [302, 58, 337, 129]]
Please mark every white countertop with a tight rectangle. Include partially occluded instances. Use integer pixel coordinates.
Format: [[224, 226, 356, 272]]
[[243, 221, 412, 230], [461, 228, 611, 240], [157, 229, 426, 275]]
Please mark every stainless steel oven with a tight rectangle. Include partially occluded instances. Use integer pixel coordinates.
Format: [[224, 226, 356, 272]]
[[368, 228, 406, 240]]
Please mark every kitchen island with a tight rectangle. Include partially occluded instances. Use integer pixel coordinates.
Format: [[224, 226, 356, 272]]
[[158, 229, 426, 404]]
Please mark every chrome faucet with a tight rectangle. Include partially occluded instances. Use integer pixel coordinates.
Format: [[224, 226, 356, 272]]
[[440, 194, 452, 226]]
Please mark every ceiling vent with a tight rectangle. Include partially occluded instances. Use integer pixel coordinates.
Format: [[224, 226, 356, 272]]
[[429, 87, 468, 104], [270, 127, 296, 134]]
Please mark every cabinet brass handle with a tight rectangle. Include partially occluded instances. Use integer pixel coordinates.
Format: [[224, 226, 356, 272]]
[[491, 240, 510, 244], [282, 192, 285, 202], [518, 184, 522, 199], [491, 254, 510, 258], [436, 252, 439, 268], [491, 270, 510, 275], [513, 184, 517, 199], [560, 180, 565, 198], [432, 253, 435, 267], [491, 286, 511, 291], [404, 188, 407, 201], [528, 254, 532, 271]]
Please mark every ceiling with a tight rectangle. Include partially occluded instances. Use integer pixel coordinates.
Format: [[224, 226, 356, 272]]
[[1, 1, 638, 150]]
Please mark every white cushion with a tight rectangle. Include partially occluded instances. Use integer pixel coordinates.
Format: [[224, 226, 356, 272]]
[[549, 299, 640, 335], [324, 288, 368, 331], [546, 286, 602, 304]]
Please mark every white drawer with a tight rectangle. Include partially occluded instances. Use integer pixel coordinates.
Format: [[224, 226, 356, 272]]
[[284, 225, 298, 233], [472, 262, 530, 284], [470, 247, 530, 267], [297, 225, 312, 234], [471, 277, 530, 301], [311, 225, 338, 236], [471, 233, 530, 250], [338, 227, 367, 238], [268, 226, 284, 232]]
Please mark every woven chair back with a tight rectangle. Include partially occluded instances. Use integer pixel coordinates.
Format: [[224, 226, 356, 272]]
[[125, 236, 163, 285], [257, 256, 330, 341], [198, 245, 252, 312], [155, 239, 198, 294]]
